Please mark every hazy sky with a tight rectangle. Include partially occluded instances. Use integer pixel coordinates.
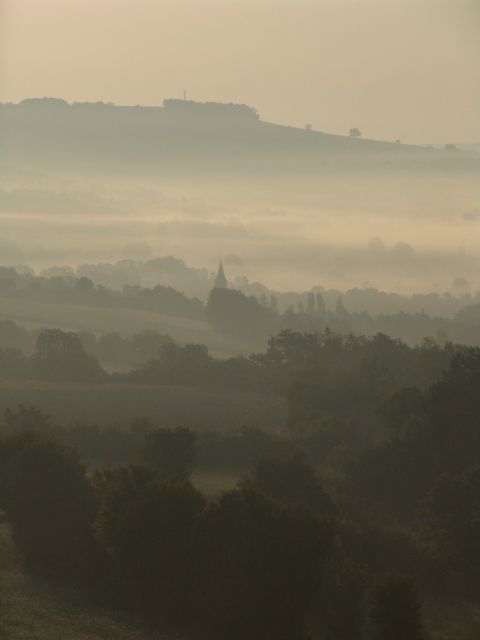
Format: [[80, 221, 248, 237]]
[[1, 0, 479, 143]]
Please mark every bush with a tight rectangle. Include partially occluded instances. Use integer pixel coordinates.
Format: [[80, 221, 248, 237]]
[[196, 487, 334, 639], [95, 466, 205, 624], [241, 451, 336, 517], [370, 576, 425, 640], [141, 427, 196, 481], [1, 435, 100, 583]]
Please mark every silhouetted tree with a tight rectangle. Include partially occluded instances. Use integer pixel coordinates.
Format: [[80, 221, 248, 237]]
[[242, 451, 336, 517], [75, 276, 95, 294], [207, 288, 276, 345], [318, 562, 367, 640], [316, 292, 327, 317], [36, 329, 83, 358], [424, 466, 480, 595], [382, 387, 425, 432], [197, 487, 334, 640], [336, 297, 350, 318], [141, 427, 197, 481], [3, 404, 52, 433], [1, 435, 100, 583], [96, 466, 205, 624], [133, 341, 212, 385], [31, 329, 105, 382], [370, 577, 425, 640], [270, 294, 279, 314], [0, 348, 27, 378], [0, 319, 33, 353]]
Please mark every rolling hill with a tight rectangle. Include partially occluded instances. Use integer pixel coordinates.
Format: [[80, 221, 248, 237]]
[[1, 97, 478, 177]]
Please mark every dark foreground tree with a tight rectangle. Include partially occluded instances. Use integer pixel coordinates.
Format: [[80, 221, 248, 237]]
[[197, 487, 335, 640], [3, 404, 52, 433], [241, 451, 336, 517], [316, 562, 367, 640], [1, 435, 100, 583], [141, 427, 196, 481], [207, 287, 277, 345], [30, 329, 105, 382], [370, 576, 425, 640], [95, 466, 205, 625], [424, 466, 480, 595]]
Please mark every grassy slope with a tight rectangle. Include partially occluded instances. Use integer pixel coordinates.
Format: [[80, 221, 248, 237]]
[[0, 296, 255, 358]]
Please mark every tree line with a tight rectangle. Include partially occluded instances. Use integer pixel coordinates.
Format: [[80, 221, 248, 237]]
[[2, 264, 480, 349]]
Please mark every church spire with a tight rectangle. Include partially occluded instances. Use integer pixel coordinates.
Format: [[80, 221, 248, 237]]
[[214, 260, 228, 289]]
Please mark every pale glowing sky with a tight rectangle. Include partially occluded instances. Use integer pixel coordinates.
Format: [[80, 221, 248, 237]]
[[1, 0, 479, 143]]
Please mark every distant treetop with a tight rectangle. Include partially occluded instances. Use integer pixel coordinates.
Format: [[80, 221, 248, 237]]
[[18, 97, 69, 108], [163, 99, 259, 121]]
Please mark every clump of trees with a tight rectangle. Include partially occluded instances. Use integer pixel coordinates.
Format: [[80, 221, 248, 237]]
[[0, 433, 101, 583], [31, 329, 105, 382], [370, 577, 425, 640], [0, 328, 106, 382], [207, 287, 277, 345], [0, 267, 205, 320], [141, 426, 196, 480]]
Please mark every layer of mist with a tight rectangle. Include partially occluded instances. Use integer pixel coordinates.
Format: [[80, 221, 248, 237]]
[[1, 97, 479, 296]]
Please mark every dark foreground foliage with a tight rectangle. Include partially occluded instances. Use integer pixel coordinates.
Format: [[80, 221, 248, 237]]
[[0, 329, 480, 638]]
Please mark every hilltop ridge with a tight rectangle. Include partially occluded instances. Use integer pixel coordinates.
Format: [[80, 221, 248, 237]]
[[1, 97, 477, 176]]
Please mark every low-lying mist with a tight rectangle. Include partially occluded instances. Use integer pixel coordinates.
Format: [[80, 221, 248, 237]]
[[0, 168, 479, 296]]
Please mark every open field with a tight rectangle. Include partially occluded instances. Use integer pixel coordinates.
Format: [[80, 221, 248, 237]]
[[0, 380, 286, 431]]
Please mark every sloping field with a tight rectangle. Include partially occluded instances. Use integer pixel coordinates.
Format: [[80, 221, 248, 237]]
[[0, 295, 256, 357], [0, 380, 286, 431]]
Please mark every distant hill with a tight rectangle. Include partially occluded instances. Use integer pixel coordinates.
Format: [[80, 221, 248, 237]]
[[1, 97, 478, 176], [456, 302, 480, 325], [457, 143, 480, 153]]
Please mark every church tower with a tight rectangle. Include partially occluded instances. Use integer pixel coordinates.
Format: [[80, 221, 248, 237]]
[[214, 260, 228, 289]]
